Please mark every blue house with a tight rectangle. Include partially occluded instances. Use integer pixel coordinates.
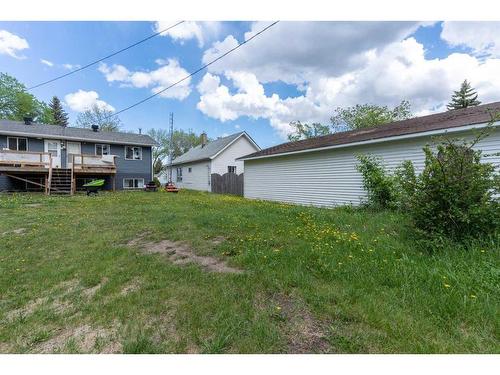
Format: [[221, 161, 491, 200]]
[[0, 118, 156, 194]]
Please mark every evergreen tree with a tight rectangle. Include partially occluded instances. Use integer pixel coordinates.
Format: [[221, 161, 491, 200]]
[[447, 80, 481, 110], [49, 96, 69, 126]]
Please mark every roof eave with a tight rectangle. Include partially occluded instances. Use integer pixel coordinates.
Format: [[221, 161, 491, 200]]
[[239, 121, 499, 161]]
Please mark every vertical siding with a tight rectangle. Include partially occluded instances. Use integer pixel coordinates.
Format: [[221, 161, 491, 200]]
[[211, 136, 260, 175], [173, 160, 211, 191], [244, 128, 500, 207]]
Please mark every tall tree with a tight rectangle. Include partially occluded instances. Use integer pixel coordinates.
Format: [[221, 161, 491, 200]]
[[75, 104, 121, 132], [0, 72, 50, 123], [447, 79, 481, 110], [287, 121, 331, 141], [331, 100, 412, 132], [49, 96, 69, 126], [147, 128, 203, 176]]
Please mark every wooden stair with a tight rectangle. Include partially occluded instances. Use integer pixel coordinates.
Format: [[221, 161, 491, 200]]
[[50, 168, 72, 195]]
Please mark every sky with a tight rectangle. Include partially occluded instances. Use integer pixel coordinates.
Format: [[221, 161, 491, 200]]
[[1, 21, 500, 148]]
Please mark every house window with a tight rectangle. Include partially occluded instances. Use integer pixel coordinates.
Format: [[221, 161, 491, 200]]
[[228, 166, 237, 174], [125, 146, 142, 160], [123, 178, 144, 189], [176, 167, 183, 182], [7, 137, 28, 151], [95, 144, 110, 156], [188, 167, 192, 173]]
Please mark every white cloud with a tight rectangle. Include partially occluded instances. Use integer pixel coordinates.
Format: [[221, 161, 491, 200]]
[[0, 30, 29, 59], [98, 59, 191, 100], [202, 21, 421, 85], [154, 21, 221, 48], [441, 22, 500, 57], [64, 90, 115, 113], [40, 59, 54, 67], [197, 37, 500, 139], [62, 63, 81, 70]]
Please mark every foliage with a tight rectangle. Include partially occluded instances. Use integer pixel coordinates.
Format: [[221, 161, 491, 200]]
[[408, 128, 499, 242], [0, 72, 51, 123], [48, 96, 69, 126], [152, 176, 161, 187], [447, 79, 481, 110], [356, 154, 396, 209], [331, 100, 412, 132], [75, 104, 121, 132], [287, 121, 331, 141], [393, 160, 417, 211], [148, 128, 204, 176]]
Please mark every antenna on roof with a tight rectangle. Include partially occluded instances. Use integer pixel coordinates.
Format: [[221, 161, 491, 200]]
[[168, 112, 174, 183]]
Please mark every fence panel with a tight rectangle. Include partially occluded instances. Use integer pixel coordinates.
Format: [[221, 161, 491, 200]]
[[211, 173, 244, 196]]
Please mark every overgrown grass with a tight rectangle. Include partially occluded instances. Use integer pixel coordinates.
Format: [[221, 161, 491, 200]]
[[0, 190, 498, 353]]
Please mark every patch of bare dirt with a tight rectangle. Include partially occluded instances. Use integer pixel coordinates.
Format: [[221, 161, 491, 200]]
[[6, 297, 47, 321], [1, 228, 26, 236], [35, 323, 122, 353], [82, 277, 109, 298], [260, 292, 330, 353], [127, 233, 242, 274], [211, 236, 226, 245], [0, 342, 10, 353], [24, 203, 42, 208], [120, 278, 142, 296]]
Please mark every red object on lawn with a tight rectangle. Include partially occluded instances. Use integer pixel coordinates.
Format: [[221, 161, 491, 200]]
[[165, 181, 179, 193]]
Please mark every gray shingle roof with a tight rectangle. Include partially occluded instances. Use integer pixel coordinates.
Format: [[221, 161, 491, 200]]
[[0, 120, 156, 146], [171, 132, 247, 165]]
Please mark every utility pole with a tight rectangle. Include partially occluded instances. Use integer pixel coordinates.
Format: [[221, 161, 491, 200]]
[[168, 112, 174, 183]]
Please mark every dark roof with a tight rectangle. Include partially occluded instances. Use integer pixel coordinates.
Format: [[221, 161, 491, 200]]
[[171, 132, 258, 165], [240, 101, 500, 160], [0, 120, 157, 146]]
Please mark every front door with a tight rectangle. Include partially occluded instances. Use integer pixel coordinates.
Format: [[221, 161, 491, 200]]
[[44, 139, 61, 168], [66, 141, 81, 168]]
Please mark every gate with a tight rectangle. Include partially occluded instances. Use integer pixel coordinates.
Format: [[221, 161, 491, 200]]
[[211, 172, 244, 196]]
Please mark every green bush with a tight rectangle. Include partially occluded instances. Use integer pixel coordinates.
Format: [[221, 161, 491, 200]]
[[409, 134, 500, 242], [152, 176, 161, 187], [356, 154, 397, 209]]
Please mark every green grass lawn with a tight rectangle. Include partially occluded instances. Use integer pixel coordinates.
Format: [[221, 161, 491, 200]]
[[0, 190, 498, 353]]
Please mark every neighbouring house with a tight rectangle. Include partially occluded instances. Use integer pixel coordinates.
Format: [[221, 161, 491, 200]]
[[170, 131, 260, 192], [239, 102, 500, 207], [0, 118, 156, 194]]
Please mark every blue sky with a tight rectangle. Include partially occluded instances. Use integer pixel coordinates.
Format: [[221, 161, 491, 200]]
[[1, 21, 500, 148]]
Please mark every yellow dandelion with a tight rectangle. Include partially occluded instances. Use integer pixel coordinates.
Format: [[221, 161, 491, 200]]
[[444, 284, 451, 288], [470, 294, 477, 299]]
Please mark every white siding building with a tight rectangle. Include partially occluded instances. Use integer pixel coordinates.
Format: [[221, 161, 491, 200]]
[[239, 102, 500, 207], [171, 132, 260, 192]]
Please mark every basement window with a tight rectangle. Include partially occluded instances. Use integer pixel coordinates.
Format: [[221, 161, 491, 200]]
[[125, 146, 142, 160], [7, 137, 28, 151], [123, 178, 144, 189], [228, 166, 237, 174]]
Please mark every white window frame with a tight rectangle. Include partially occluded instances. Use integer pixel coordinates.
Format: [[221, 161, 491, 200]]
[[124, 146, 142, 160], [228, 165, 237, 174], [176, 167, 183, 182], [95, 144, 110, 156], [123, 178, 145, 189], [7, 137, 28, 151], [188, 167, 192, 173]]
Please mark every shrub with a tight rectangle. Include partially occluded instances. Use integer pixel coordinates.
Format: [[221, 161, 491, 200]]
[[152, 176, 161, 187], [409, 133, 500, 242], [393, 160, 417, 211], [356, 154, 396, 209]]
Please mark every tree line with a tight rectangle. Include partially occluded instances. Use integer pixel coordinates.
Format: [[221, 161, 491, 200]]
[[287, 79, 482, 141]]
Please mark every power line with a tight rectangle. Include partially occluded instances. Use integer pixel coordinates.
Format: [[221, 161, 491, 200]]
[[107, 21, 280, 119], [27, 21, 185, 91]]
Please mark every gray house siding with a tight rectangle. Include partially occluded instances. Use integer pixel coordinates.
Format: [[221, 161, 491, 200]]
[[1, 135, 153, 191]]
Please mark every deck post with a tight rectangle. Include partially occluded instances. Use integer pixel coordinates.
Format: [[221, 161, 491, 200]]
[[44, 175, 48, 195], [112, 175, 116, 191]]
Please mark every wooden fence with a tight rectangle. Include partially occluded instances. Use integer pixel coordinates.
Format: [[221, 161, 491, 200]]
[[211, 172, 244, 196]]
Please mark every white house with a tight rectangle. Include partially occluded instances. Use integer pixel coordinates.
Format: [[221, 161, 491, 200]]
[[239, 102, 500, 207], [171, 131, 260, 191]]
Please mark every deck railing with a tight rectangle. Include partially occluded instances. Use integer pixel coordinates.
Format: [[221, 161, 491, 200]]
[[70, 154, 117, 171], [0, 149, 52, 168]]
